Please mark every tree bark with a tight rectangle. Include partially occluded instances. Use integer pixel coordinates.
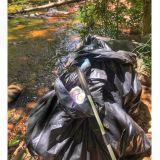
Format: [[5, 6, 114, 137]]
[[9, 0, 83, 15], [116, 0, 120, 38], [142, 0, 151, 35]]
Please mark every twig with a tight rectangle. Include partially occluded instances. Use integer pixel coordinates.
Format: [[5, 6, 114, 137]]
[[13, 141, 25, 157]]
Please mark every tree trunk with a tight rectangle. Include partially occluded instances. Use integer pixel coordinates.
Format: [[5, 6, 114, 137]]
[[142, 0, 151, 35], [116, 0, 120, 38]]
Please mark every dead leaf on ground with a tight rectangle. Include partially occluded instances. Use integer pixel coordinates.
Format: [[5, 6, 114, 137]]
[[37, 87, 49, 97], [8, 123, 14, 130], [8, 108, 23, 124], [26, 101, 37, 110]]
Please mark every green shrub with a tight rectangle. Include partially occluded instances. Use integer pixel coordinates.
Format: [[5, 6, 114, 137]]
[[79, 0, 144, 38]]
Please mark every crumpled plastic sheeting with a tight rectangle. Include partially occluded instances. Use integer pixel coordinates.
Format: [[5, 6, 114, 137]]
[[26, 35, 151, 160]]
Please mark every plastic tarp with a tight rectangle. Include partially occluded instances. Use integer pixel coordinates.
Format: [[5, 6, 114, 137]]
[[26, 35, 151, 160]]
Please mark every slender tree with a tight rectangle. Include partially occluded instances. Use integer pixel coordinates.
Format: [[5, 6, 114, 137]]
[[142, 0, 151, 35]]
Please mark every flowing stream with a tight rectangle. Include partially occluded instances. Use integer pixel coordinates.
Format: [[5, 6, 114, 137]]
[[8, 7, 82, 106]]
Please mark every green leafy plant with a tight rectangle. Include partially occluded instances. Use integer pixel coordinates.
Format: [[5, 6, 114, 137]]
[[132, 35, 151, 70], [8, 135, 21, 147], [79, 0, 144, 38]]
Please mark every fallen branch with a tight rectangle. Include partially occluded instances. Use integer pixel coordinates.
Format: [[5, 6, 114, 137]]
[[13, 141, 25, 156], [14, 149, 25, 160], [9, 0, 83, 15]]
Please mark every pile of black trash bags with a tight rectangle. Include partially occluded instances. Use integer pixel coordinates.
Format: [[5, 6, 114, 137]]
[[26, 35, 151, 160]]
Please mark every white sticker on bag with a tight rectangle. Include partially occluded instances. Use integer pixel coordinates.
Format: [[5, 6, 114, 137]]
[[69, 86, 86, 104]]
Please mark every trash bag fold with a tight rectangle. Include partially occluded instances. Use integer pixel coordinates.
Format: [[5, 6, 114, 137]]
[[26, 35, 151, 160]]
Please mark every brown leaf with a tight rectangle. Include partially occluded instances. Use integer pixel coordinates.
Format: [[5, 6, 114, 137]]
[[26, 101, 37, 109], [37, 87, 49, 97], [8, 123, 14, 130]]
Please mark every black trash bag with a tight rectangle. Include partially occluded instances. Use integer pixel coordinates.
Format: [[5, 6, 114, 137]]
[[26, 35, 151, 160]]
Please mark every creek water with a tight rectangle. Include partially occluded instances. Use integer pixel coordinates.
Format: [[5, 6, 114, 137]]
[[8, 9, 82, 106]]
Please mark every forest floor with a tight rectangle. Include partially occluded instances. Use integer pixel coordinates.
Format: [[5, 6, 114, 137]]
[[8, 3, 151, 160]]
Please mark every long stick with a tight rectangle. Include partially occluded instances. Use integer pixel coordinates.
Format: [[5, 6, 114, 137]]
[[77, 68, 117, 160], [9, 0, 84, 15]]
